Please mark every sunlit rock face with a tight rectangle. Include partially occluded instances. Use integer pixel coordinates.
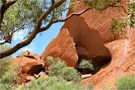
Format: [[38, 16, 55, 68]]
[[42, 0, 120, 67], [42, 0, 135, 89], [41, 28, 78, 67], [62, 16, 111, 66], [70, 0, 127, 43], [82, 29, 135, 89], [41, 16, 111, 68]]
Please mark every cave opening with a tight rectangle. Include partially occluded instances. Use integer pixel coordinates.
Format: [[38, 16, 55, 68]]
[[76, 52, 112, 75]]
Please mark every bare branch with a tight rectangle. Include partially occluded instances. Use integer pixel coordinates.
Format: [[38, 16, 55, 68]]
[[53, 7, 91, 23], [111, 5, 127, 13]]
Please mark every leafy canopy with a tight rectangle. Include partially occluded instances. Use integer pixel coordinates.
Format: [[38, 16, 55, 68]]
[[0, 0, 70, 41]]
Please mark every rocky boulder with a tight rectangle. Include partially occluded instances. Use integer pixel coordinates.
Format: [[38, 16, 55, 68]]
[[11, 51, 45, 84]]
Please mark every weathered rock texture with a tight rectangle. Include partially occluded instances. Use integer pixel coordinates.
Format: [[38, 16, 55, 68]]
[[42, 5, 112, 67], [42, 28, 78, 67], [82, 29, 135, 89], [70, 0, 127, 43], [11, 51, 45, 84], [41, 0, 135, 89]]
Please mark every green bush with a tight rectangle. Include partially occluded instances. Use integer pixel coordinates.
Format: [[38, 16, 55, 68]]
[[46, 56, 54, 64], [20, 77, 91, 90], [0, 56, 92, 90], [116, 76, 135, 90], [48, 57, 81, 83], [79, 59, 94, 71], [0, 61, 18, 84], [0, 61, 18, 90]]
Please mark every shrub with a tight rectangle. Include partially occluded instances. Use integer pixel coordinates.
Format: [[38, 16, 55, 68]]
[[79, 59, 94, 71], [20, 77, 91, 90], [116, 76, 135, 90], [46, 56, 54, 64], [48, 58, 81, 83], [0, 61, 18, 90], [0, 61, 18, 84]]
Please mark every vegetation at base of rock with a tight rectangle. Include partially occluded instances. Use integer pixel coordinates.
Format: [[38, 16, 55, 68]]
[[0, 61, 18, 90], [79, 59, 94, 71], [0, 56, 91, 90], [19, 77, 92, 90], [46, 56, 81, 83], [116, 76, 135, 90]]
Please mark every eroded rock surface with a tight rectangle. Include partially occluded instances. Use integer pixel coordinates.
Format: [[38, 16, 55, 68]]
[[42, 28, 78, 67], [42, 16, 111, 67], [82, 29, 135, 90], [11, 51, 45, 84], [19, 0, 134, 89]]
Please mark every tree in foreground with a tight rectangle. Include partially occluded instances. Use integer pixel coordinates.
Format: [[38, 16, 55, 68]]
[[0, 0, 135, 59]]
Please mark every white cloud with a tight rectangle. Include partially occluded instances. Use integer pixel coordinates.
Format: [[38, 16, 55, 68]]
[[20, 43, 36, 52], [13, 30, 26, 42]]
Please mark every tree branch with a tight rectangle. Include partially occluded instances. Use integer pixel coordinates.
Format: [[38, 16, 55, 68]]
[[53, 7, 91, 23], [0, 0, 17, 25], [0, 0, 126, 59], [0, 24, 25, 45], [0, 0, 66, 59], [111, 5, 127, 13]]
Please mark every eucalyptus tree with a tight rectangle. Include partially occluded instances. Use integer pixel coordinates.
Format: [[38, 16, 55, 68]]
[[0, 0, 135, 59]]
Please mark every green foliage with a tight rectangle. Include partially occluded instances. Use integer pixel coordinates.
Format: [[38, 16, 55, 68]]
[[0, 0, 70, 41], [126, 0, 135, 28], [19, 77, 91, 90], [116, 76, 135, 90], [110, 0, 135, 35], [110, 19, 126, 35], [84, 0, 120, 10], [46, 56, 54, 64], [0, 60, 18, 90], [79, 59, 94, 71], [47, 57, 81, 83], [0, 61, 18, 84], [0, 56, 92, 90]]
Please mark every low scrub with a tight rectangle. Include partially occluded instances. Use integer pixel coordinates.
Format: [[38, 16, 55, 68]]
[[47, 56, 81, 82], [116, 76, 135, 90], [20, 77, 92, 90], [0, 56, 92, 90]]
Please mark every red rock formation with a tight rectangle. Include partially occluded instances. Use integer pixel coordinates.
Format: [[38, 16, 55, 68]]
[[69, 0, 127, 43], [42, 0, 116, 67], [41, 0, 135, 89], [82, 29, 135, 89], [62, 15, 111, 66], [42, 28, 78, 67], [11, 52, 45, 84]]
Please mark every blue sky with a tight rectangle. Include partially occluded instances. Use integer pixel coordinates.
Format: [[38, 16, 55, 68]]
[[10, 22, 64, 57], [5, 0, 70, 58]]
